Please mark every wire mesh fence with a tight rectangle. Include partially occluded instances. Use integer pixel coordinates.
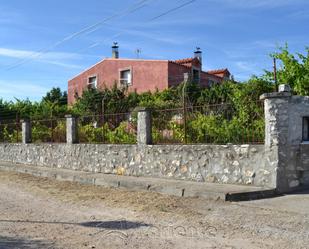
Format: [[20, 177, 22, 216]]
[[31, 118, 66, 143], [0, 101, 264, 145], [152, 101, 265, 145], [77, 112, 137, 144], [0, 120, 22, 143], [152, 108, 185, 144]]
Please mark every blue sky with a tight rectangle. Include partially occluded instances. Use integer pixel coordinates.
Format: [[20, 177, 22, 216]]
[[0, 0, 308, 101]]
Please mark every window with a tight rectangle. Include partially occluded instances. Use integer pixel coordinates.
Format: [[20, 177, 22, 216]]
[[88, 76, 97, 89], [208, 80, 215, 88], [74, 90, 79, 99], [303, 117, 309, 141], [120, 69, 132, 86], [192, 69, 200, 83]]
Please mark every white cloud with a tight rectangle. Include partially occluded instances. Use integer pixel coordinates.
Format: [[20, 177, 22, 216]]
[[45, 61, 84, 70], [0, 48, 81, 60], [235, 61, 256, 72], [91, 24, 194, 47], [0, 80, 50, 100], [0, 47, 85, 69]]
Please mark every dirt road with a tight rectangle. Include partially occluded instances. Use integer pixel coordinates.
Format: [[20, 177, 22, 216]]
[[0, 171, 308, 249]]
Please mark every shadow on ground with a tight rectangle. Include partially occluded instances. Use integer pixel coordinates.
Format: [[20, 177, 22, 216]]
[[0, 220, 149, 248], [0, 219, 150, 231], [0, 236, 56, 249], [80, 220, 149, 230], [288, 188, 309, 195]]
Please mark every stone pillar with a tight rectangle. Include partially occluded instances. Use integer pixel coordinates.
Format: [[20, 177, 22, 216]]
[[137, 107, 152, 145], [66, 115, 78, 144], [22, 119, 32, 144], [260, 84, 292, 192]]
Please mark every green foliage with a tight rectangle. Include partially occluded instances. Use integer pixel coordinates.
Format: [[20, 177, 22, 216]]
[[105, 122, 136, 144], [0, 124, 21, 143], [32, 120, 66, 143], [168, 121, 185, 143], [43, 87, 67, 105], [263, 45, 309, 95], [32, 123, 52, 143], [71, 84, 134, 116], [78, 122, 136, 144], [78, 124, 105, 143], [53, 121, 66, 142], [188, 114, 264, 144]]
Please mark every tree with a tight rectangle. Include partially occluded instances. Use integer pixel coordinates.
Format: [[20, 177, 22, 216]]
[[42, 87, 67, 106], [263, 45, 309, 95]]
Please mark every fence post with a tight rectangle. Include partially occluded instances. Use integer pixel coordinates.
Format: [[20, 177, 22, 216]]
[[260, 84, 292, 192], [137, 107, 152, 145], [21, 119, 31, 144], [183, 73, 190, 144], [66, 115, 78, 144]]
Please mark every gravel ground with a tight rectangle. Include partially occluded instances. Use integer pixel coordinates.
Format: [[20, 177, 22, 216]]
[[0, 171, 308, 249]]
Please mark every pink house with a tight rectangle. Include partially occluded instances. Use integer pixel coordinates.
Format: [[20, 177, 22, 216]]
[[68, 44, 231, 104]]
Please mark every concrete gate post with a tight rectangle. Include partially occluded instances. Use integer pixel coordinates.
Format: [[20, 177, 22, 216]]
[[137, 107, 152, 145], [260, 84, 292, 192], [66, 115, 78, 144], [22, 119, 32, 144]]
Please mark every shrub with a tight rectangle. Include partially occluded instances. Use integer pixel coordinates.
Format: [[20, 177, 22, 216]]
[[105, 122, 136, 144]]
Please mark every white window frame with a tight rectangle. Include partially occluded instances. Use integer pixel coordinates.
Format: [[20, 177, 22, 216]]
[[87, 75, 97, 89], [119, 67, 132, 86]]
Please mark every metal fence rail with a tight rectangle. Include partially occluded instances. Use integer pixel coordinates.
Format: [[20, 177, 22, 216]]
[[0, 101, 265, 145], [77, 112, 137, 144], [0, 120, 22, 143], [152, 101, 265, 145], [31, 118, 66, 143]]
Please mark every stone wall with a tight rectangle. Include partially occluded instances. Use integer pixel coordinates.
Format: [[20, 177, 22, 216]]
[[261, 91, 309, 191], [0, 143, 272, 187], [3, 85, 309, 192]]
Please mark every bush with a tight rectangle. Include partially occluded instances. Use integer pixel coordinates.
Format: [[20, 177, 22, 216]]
[[78, 124, 105, 143], [78, 122, 136, 144], [105, 122, 136, 144], [32, 123, 51, 143], [188, 113, 264, 144], [0, 125, 21, 143]]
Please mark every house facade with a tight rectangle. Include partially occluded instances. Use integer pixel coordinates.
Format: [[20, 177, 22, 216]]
[[68, 44, 231, 104]]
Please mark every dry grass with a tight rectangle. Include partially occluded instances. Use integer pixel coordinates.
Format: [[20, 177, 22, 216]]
[[0, 171, 217, 219]]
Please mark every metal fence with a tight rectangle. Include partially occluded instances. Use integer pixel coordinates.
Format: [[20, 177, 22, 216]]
[[0, 101, 264, 145], [0, 119, 22, 143], [152, 101, 265, 145], [31, 118, 67, 143], [77, 112, 137, 144]]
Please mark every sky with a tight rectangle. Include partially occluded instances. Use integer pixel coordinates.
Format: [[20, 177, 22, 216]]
[[0, 0, 308, 101]]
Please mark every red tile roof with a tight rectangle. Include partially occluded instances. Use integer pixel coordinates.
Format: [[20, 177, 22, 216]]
[[170, 59, 230, 79], [206, 68, 230, 75], [168, 60, 191, 69], [174, 57, 201, 65], [174, 58, 194, 64]]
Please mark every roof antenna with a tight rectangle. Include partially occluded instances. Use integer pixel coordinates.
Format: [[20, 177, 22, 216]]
[[135, 48, 142, 59], [273, 57, 278, 91]]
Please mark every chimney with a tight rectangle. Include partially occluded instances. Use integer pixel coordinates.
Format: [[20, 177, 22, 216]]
[[112, 42, 119, 59], [194, 47, 202, 64]]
